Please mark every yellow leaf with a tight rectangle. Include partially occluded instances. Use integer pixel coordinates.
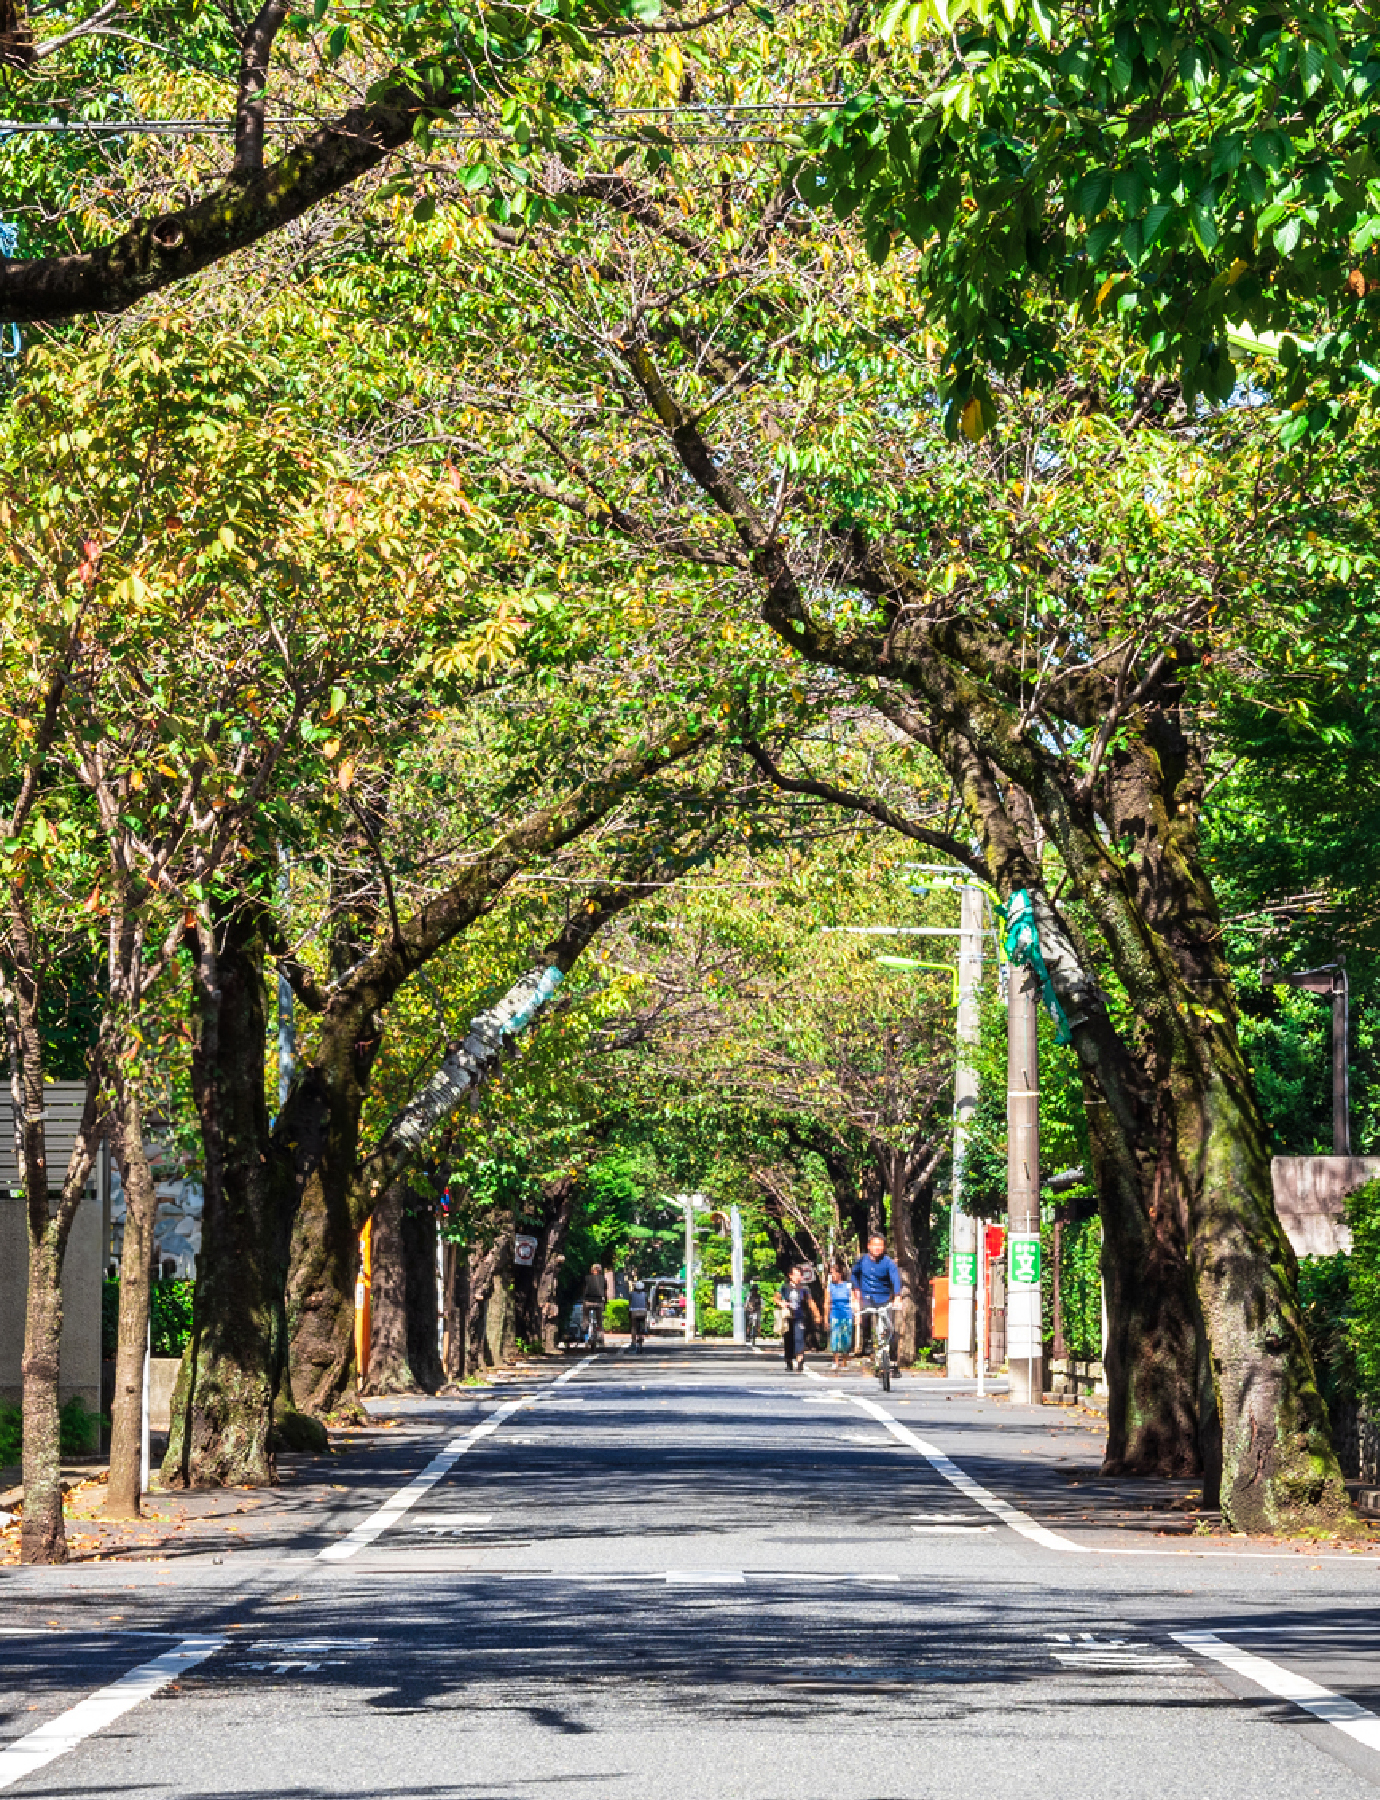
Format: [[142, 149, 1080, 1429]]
[[959, 397, 984, 441], [1095, 274, 1118, 311], [662, 42, 683, 98]]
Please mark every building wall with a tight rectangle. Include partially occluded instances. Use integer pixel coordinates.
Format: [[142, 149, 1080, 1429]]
[[1271, 1155, 1380, 1258]]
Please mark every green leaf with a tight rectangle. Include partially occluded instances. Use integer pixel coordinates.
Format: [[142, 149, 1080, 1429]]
[[1074, 170, 1112, 220]]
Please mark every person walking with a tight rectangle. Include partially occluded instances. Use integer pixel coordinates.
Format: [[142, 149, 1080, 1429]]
[[745, 1282, 762, 1345], [827, 1259, 855, 1372], [778, 1266, 816, 1372]]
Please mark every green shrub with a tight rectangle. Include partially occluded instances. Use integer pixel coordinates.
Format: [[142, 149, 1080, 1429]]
[[1040, 1214, 1103, 1360], [151, 1279, 194, 1358], [1297, 1252, 1357, 1412], [102, 1280, 119, 1358], [604, 1299, 630, 1332], [699, 1306, 733, 1337], [0, 1397, 106, 1464], [1347, 1178, 1380, 1402], [0, 1402, 19, 1467], [60, 1397, 104, 1454]]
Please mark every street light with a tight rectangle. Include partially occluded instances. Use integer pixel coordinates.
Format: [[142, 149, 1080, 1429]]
[[1262, 961, 1350, 1156]]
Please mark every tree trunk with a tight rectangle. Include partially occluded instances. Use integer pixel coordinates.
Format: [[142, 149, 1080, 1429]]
[[820, 1145, 869, 1262], [465, 1217, 514, 1375], [533, 1179, 577, 1353], [165, 909, 291, 1489], [440, 1240, 465, 1381], [105, 1072, 158, 1518], [883, 1145, 920, 1364], [282, 1058, 368, 1421], [20, 1235, 66, 1564], [905, 1140, 940, 1348], [363, 1178, 415, 1395], [6, 918, 103, 1562], [402, 1194, 442, 1392]]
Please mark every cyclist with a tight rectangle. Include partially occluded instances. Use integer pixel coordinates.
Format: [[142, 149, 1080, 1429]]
[[629, 1280, 649, 1350], [582, 1263, 605, 1349], [851, 1233, 902, 1375]]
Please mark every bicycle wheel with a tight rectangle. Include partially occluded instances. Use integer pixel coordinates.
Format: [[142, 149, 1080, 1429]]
[[880, 1361, 890, 1392]]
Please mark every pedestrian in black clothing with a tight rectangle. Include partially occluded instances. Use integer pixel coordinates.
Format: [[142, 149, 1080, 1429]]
[[778, 1266, 817, 1372]]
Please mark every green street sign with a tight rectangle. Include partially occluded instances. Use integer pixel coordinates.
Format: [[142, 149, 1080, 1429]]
[[951, 1251, 976, 1288], [1009, 1234, 1041, 1287]]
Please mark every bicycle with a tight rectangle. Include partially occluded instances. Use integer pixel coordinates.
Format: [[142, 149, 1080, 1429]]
[[629, 1308, 648, 1351], [582, 1303, 604, 1351], [858, 1303, 895, 1392]]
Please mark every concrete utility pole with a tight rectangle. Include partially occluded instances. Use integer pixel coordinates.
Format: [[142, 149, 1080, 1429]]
[[1006, 962, 1043, 1404], [948, 883, 984, 1380], [730, 1205, 746, 1344], [684, 1203, 696, 1343]]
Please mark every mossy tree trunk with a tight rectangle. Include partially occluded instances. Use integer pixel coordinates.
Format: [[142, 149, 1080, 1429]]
[[165, 908, 291, 1489], [363, 1178, 417, 1396]]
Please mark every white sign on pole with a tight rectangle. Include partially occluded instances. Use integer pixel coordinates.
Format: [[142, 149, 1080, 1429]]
[[715, 1283, 734, 1312], [513, 1235, 538, 1268]]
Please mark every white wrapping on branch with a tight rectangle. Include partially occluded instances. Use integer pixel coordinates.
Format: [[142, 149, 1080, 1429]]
[[390, 964, 565, 1151]]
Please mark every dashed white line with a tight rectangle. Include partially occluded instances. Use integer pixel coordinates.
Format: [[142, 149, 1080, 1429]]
[[1173, 1631, 1380, 1754], [0, 1636, 225, 1791], [319, 1357, 595, 1561]]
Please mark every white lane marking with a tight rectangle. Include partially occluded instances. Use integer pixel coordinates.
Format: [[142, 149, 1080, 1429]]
[[1173, 1631, 1380, 1753], [0, 1636, 225, 1791], [803, 1367, 1087, 1554], [400, 1513, 493, 1527], [913, 1524, 996, 1534], [665, 1570, 747, 1584], [319, 1357, 594, 1561]]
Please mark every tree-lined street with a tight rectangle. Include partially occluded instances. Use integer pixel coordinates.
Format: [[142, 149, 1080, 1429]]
[[2, 1343, 1379, 1798]]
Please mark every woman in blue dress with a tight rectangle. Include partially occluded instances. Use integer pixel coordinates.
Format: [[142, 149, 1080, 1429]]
[[827, 1259, 855, 1371]]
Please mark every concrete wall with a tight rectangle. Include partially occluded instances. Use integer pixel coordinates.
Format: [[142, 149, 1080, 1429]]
[[1271, 1155, 1380, 1258], [0, 1187, 103, 1415]]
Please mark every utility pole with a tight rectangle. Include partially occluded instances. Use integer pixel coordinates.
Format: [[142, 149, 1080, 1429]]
[[1006, 962, 1042, 1404], [948, 883, 984, 1380], [730, 1205, 746, 1344]]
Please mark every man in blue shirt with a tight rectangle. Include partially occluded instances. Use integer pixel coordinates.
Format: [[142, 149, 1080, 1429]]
[[851, 1234, 903, 1374]]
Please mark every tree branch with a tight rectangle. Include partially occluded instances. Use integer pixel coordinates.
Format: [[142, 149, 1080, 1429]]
[[232, 0, 289, 179], [742, 738, 990, 881]]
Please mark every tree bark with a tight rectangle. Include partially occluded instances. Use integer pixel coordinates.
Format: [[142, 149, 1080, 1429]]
[[532, 1178, 578, 1353], [465, 1217, 514, 1375], [4, 902, 104, 1563], [441, 1240, 466, 1382], [105, 1070, 158, 1518], [363, 1179, 416, 1395], [165, 908, 294, 1489]]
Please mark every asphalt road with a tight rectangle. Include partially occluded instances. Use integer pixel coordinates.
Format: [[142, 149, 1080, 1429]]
[[2, 1340, 1379, 1799]]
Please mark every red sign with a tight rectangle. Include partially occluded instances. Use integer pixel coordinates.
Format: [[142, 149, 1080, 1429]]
[[985, 1225, 1006, 1260]]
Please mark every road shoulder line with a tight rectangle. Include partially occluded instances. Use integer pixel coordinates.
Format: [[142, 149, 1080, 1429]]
[[1173, 1630, 1380, 1755], [318, 1356, 595, 1562], [0, 1636, 225, 1791]]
